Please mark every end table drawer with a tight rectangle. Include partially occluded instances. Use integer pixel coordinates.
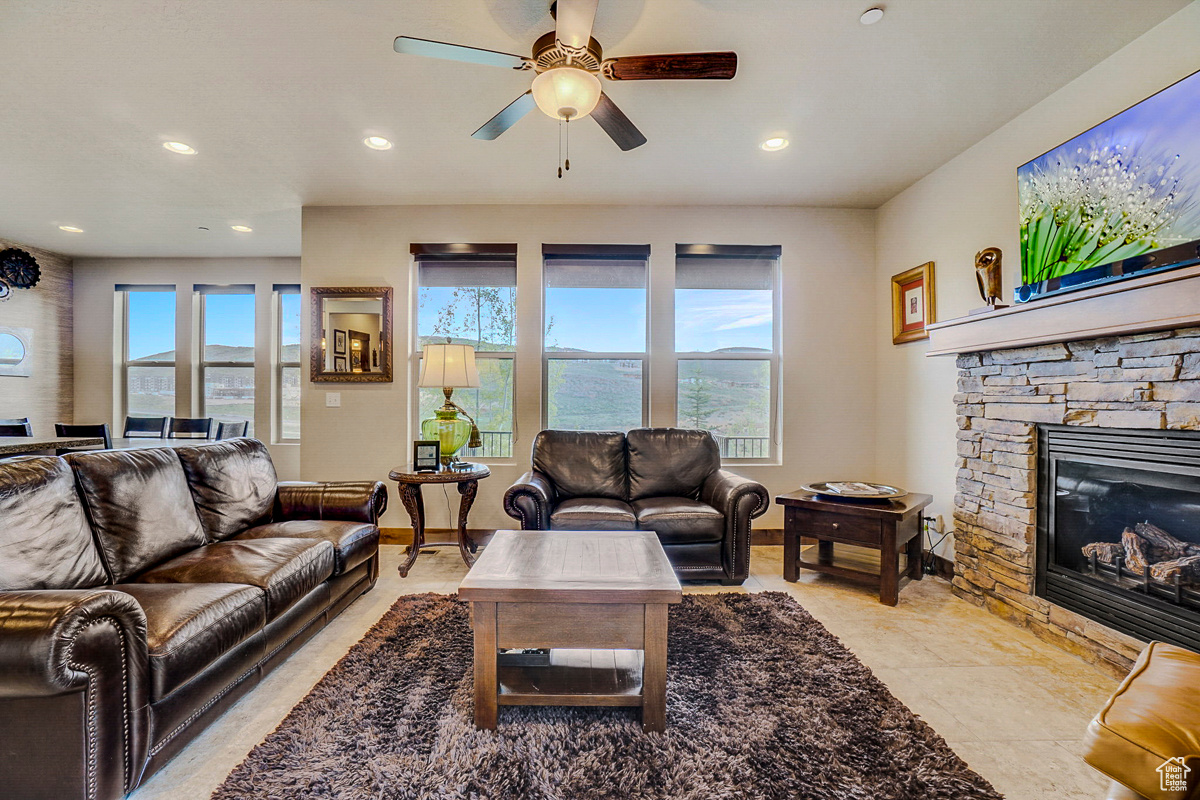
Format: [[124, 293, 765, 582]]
[[791, 509, 880, 545]]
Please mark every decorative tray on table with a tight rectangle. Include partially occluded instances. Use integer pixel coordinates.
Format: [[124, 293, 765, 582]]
[[800, 481, 906, 501]]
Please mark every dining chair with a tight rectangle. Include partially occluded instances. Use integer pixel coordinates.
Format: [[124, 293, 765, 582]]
[[54, 423, 113, 453], [167, 417, 214, 439], [0, 417, 33, 437], [214, 420, 249, 440], [123, 416, 169, 438]]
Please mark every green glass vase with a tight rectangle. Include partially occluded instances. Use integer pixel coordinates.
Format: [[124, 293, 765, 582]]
[[421, 408, 471, 464]]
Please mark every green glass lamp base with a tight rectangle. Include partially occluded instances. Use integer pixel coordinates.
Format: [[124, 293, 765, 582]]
[[421, 408, 472, 464]]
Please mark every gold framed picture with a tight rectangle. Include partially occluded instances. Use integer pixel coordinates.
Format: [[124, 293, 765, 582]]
[[891, 262, 935, 344]]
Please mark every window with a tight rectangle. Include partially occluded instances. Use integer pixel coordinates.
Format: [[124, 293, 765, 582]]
[[120, 285, 176, 418], [543, 244, 649, 431], [276, 285, 301, 441], [414, 244, 516, 459], [198, 285, 255, 435], [675, 245, 780, 459]]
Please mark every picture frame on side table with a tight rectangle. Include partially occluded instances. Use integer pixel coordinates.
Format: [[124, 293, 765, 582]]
[[413, 440, 440, 472], [891, 262, 936, 344], [333, 329, 347, 355]]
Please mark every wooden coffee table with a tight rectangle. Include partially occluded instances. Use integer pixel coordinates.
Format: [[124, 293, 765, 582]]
[[458, 530, 682, 732]]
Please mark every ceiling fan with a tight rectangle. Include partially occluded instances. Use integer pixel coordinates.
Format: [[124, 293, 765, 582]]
[[393, 0, 737, 155]]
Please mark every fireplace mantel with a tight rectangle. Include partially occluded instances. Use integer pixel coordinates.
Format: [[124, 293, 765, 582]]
[[926, 263, 1200, 356]]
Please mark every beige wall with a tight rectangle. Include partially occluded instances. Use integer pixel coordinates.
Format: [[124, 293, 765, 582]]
[[73, 257, 301, 477], [874, 3, 1200, 560], [302, 204, 877, 530], [0, 237, 72, 435]]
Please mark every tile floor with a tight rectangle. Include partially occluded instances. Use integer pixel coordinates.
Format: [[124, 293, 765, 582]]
[[131, 545, 1119, 800]]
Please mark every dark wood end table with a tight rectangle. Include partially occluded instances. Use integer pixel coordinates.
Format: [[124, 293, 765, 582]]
[[775, 491, 933, 606], [388, 461, 490, 577], [459, 530, 683, 732]]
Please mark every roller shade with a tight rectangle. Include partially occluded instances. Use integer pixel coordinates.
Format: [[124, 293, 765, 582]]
[[543, 244, 649, 289], [675, 244, 779, 291], [414, 244, 517, 288]]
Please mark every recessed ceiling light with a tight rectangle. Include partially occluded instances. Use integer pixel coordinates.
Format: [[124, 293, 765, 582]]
[[58, 225, 84, 233], [230, 225, 253, 233], [163, 141, 197, 154], [860, 7, 885, 25], [760, 137, 789, 152], [363, 136, 393, 150]]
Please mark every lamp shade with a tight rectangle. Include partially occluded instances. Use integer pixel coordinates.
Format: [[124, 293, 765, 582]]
[[531, 66, 602, 121], [418, 343, 480, 388]]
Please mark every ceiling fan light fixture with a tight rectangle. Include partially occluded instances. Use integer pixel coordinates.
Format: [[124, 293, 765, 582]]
[[531, 66, 602, 121]]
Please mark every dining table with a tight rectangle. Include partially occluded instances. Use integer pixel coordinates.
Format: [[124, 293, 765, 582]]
[[109, 437, 212, 450], [0, 435, 105, 457]]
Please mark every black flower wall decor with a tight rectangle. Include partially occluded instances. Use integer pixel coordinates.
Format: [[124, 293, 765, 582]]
[[0, 248, 41, 295]]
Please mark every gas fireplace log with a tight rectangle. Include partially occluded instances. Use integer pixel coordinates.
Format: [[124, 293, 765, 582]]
[[1133, 521, 1197, 559], [1122, 528, 1152, 574], [1148, 554, 1200, 585], [1082, 541, 1124, 564]]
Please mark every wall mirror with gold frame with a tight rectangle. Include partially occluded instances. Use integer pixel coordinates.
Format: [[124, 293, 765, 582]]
[[310, 286, 393, 383]]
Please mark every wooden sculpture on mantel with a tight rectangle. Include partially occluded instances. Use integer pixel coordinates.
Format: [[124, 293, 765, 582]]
[[972, 247, 1007, 312]]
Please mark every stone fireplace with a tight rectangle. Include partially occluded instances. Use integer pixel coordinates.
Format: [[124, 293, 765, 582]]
[[951, 328, 1200, 675]]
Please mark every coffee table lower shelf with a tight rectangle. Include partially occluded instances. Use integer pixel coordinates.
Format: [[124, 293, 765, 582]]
[[498, 648, 644, 707]]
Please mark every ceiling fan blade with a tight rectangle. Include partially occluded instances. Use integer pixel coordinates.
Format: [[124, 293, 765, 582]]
[[393, 36, 531, 70], [602, 52, 737, 80], [471, 91, 537, 140], [590, 92, 646, 151], [555, 0, 599, 53]]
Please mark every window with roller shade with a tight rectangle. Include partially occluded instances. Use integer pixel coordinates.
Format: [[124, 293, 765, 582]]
[[197, 284, 255, 435], [119, 285, 176, 418], [543, 244, 649, 431], [675, 245, 780, 460], [276, 285, 301, 441], [413, 244, 516, 458]]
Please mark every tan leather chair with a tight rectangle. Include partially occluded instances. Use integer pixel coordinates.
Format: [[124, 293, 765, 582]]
[[1082, 641, 1200, 800]]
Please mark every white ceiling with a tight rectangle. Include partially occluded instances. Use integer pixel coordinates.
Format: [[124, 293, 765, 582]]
[[0, 0, 1188, 258]]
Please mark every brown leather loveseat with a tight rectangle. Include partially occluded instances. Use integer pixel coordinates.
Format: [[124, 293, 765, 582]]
[[504, 428, 769, 584], [0, 438, 387, 800]]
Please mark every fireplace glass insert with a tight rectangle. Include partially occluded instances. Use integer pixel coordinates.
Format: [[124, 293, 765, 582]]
[[1037, 426, 1200, 651]]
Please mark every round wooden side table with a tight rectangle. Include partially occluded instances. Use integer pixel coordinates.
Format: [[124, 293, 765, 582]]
[[388, 461, 490, 577]]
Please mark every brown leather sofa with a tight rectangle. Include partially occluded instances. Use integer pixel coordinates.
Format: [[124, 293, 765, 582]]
[[504, 428, 769, 584], [1082, 640, 1200, 800], [0, 438, 387, 800]]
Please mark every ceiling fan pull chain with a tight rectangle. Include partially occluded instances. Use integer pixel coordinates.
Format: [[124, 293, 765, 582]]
[[565, 117, 570, 172], [557, 118, 563, 179]]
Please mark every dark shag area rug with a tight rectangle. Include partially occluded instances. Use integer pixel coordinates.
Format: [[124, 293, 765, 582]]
[[212, 592, 1002, 800]]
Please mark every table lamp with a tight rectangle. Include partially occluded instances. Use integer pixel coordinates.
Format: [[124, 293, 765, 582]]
[[418, 343, 483, 465]]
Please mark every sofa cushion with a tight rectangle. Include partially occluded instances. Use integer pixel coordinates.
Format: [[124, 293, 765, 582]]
[[235, 520, 378, 576], [626, 428, 720, 501], [136, 538, 335, 621], [175, 438, 278, 541], [66, 448, 208, 583], [532, 430, 628, 500], [113, 582, 266, 700], [0, 456, 108, 590], [632, 496, 725, 544], [549, 497, 637, 531]]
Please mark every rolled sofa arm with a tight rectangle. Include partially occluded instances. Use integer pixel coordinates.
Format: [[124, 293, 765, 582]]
[[701, 470, 770, 583], [276, 481, 389, 525], [0, 588, 150, 800], [503, 470, 556, 530]]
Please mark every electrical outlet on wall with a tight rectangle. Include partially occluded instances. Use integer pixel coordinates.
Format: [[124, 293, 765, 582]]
[[934, 514, 945, 533], [325, 392, 341, 408]]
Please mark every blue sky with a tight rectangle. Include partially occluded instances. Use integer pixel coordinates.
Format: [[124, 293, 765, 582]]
[[420, 286, 771, 353], [129, 291, 261, 358]]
